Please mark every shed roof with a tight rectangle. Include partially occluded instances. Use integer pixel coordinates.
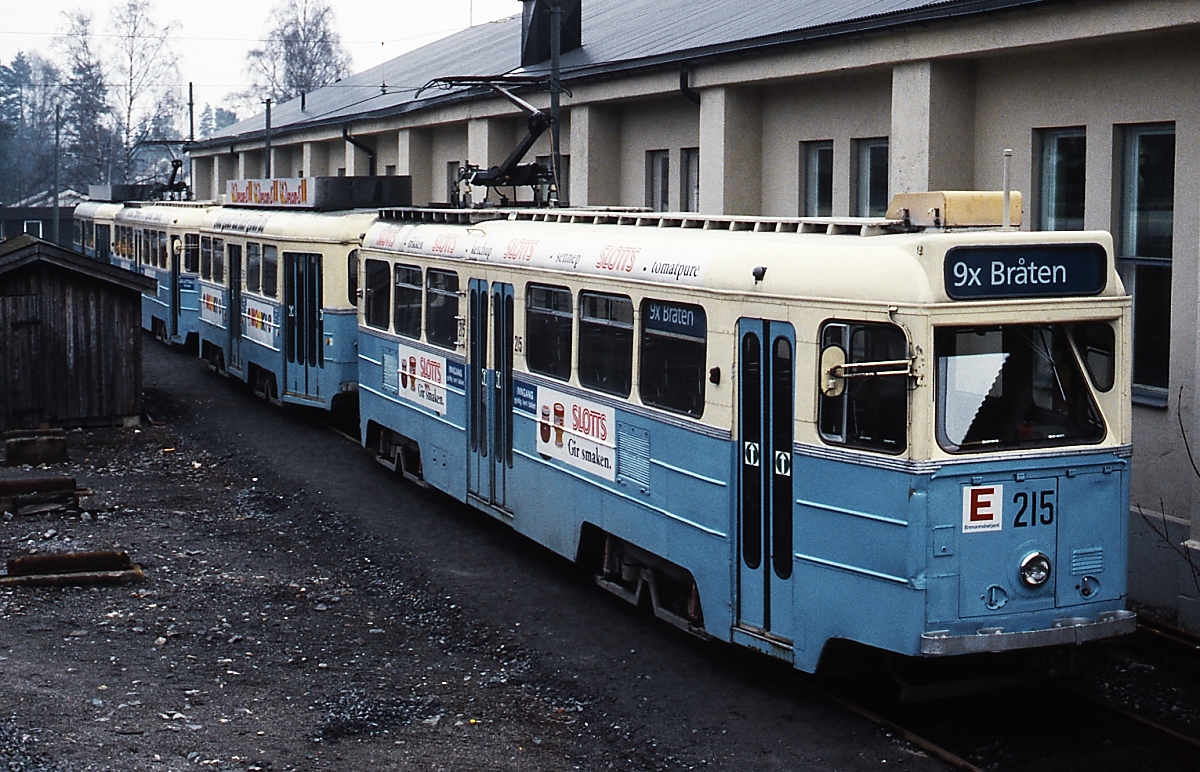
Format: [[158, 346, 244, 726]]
[[198, 0, 1055, 147], [0, 235, 157, 295]]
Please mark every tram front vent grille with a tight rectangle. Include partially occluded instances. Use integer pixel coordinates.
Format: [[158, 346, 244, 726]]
[[1070, 547, 1104, 576]]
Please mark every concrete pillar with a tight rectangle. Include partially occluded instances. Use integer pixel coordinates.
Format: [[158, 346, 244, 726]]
[[398, 128, 433, 206], [890, 60, 976, 194], [466, 117, 518, 203], [699, 86, 762, 215], [568, 104, 620, 207]]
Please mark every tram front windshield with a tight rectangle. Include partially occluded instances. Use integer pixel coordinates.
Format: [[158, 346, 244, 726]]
[[936, 324, 1105, 452]]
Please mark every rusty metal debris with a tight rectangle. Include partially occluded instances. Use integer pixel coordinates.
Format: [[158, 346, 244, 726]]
[[0, 472, 87, 516], [0, 550, 144, 587]]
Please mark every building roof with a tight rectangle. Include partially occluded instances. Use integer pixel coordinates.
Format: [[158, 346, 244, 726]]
[[198, 0, 1054, 148], [0, 234, 157, 295]]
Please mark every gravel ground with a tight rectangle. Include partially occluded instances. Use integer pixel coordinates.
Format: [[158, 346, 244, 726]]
[[0, 340, 944, 772]]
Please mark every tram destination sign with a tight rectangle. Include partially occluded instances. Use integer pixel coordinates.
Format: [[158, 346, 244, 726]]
[[943, 243, 1107, 300]]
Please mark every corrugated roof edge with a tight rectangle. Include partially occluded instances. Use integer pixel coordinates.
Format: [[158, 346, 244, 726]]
[[190, 0, 1057, 151]]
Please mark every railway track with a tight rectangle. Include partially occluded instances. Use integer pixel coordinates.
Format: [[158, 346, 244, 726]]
[[795, 630, 1200, 771]]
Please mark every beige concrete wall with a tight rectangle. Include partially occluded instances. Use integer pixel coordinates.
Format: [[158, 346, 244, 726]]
[[430, 124, 468, 204], [761, 72, 891, 217], [971, 31, 1200, 620], [617, 98, 701, 209]]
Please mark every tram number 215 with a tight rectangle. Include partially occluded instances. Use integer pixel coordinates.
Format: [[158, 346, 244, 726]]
[[1013, 489, 1055, 528]]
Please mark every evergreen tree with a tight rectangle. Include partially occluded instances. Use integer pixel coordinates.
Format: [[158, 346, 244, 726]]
[[0, 53, 59, 204], [58, 12, 113, 192]]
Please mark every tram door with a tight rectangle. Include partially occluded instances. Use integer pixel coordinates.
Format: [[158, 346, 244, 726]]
[[467, 279, 514, 510], [169, 237, 181, 340], [736, 319, 797, 640], [283, 252, 324, 398], [227, 243, 243, 373]]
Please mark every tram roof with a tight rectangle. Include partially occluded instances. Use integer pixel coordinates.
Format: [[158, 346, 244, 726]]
[[362, 209, 1122, 306], [199, 206, 379, 242], [197, 0, 1054, 147]]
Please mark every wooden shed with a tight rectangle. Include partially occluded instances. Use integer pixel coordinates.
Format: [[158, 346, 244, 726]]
[[0, 234, 155, 431]]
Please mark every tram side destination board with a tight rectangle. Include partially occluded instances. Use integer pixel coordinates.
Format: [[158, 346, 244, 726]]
[[943, 243, 1107, 300]]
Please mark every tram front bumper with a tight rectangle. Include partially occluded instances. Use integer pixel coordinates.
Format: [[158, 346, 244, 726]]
[[920, 609, 1137, 655]]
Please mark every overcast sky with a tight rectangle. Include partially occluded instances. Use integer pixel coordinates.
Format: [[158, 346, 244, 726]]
[[0, 0, 518, 110]]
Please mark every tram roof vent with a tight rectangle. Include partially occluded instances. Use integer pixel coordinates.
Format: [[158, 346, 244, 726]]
[[887, 191, 1023, 229]]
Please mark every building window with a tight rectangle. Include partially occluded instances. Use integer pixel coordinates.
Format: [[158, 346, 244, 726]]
[[803, 141, 833, 217], [385, 164, 397, 176], [1119, 124, 1174, 398], [646, 150, 670, 212], [22, 220, 42, 237], [1038, 128, 1086, 231], [854, 138, 889, 217], [681, 148, 700, 212]]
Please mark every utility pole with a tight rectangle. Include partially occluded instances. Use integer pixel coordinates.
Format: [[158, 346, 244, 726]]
[[188, 82, 195, 142], [52, 104, 61, 245], [549, 0, 562, 205], [263, 98, 273, 178]]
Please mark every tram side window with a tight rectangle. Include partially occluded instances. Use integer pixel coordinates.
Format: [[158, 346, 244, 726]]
[[364, 258, 391, 330], [184, 234, 199, 273], [393, 264, 422, 339], [262, 245, 278, 298], [818, 321, 908, 453], [640, 299, 706, 417], [200, 236, 212, 279], [97, 224, 111, 261], [156, 230, 167, 268], [579, 292, 633, 397], [347, 251, 359, 306], [426, 269, 460, 349], [212, 238, 225, 284], [1073, 323, 1116, 392], [525, 284, 572, 381], [246, 243, 262, 293]]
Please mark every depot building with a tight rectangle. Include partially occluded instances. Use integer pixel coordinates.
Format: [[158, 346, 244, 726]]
[[188, 0, 1200, 629]]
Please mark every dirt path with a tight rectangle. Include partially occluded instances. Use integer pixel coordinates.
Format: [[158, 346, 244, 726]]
[[0, 338, 943, 771]]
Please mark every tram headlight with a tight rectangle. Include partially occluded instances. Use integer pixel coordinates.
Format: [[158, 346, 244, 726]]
[[1019, 552, 1052, 588]]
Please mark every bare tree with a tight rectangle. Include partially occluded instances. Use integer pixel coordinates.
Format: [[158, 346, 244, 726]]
[[108, 0, 182, 185], [244, 0, 351, 105]]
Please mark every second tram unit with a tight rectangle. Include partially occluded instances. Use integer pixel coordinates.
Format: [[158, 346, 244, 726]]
[[353, 193, 1134, 673], [194, 205, 377, 409]]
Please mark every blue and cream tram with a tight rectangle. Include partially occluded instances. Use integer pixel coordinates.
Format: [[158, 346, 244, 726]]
[[109, 201, 216, 346], [354, 192, 1134, 673], [72, 200, 123, 263], [194, 200, 377, 409]]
